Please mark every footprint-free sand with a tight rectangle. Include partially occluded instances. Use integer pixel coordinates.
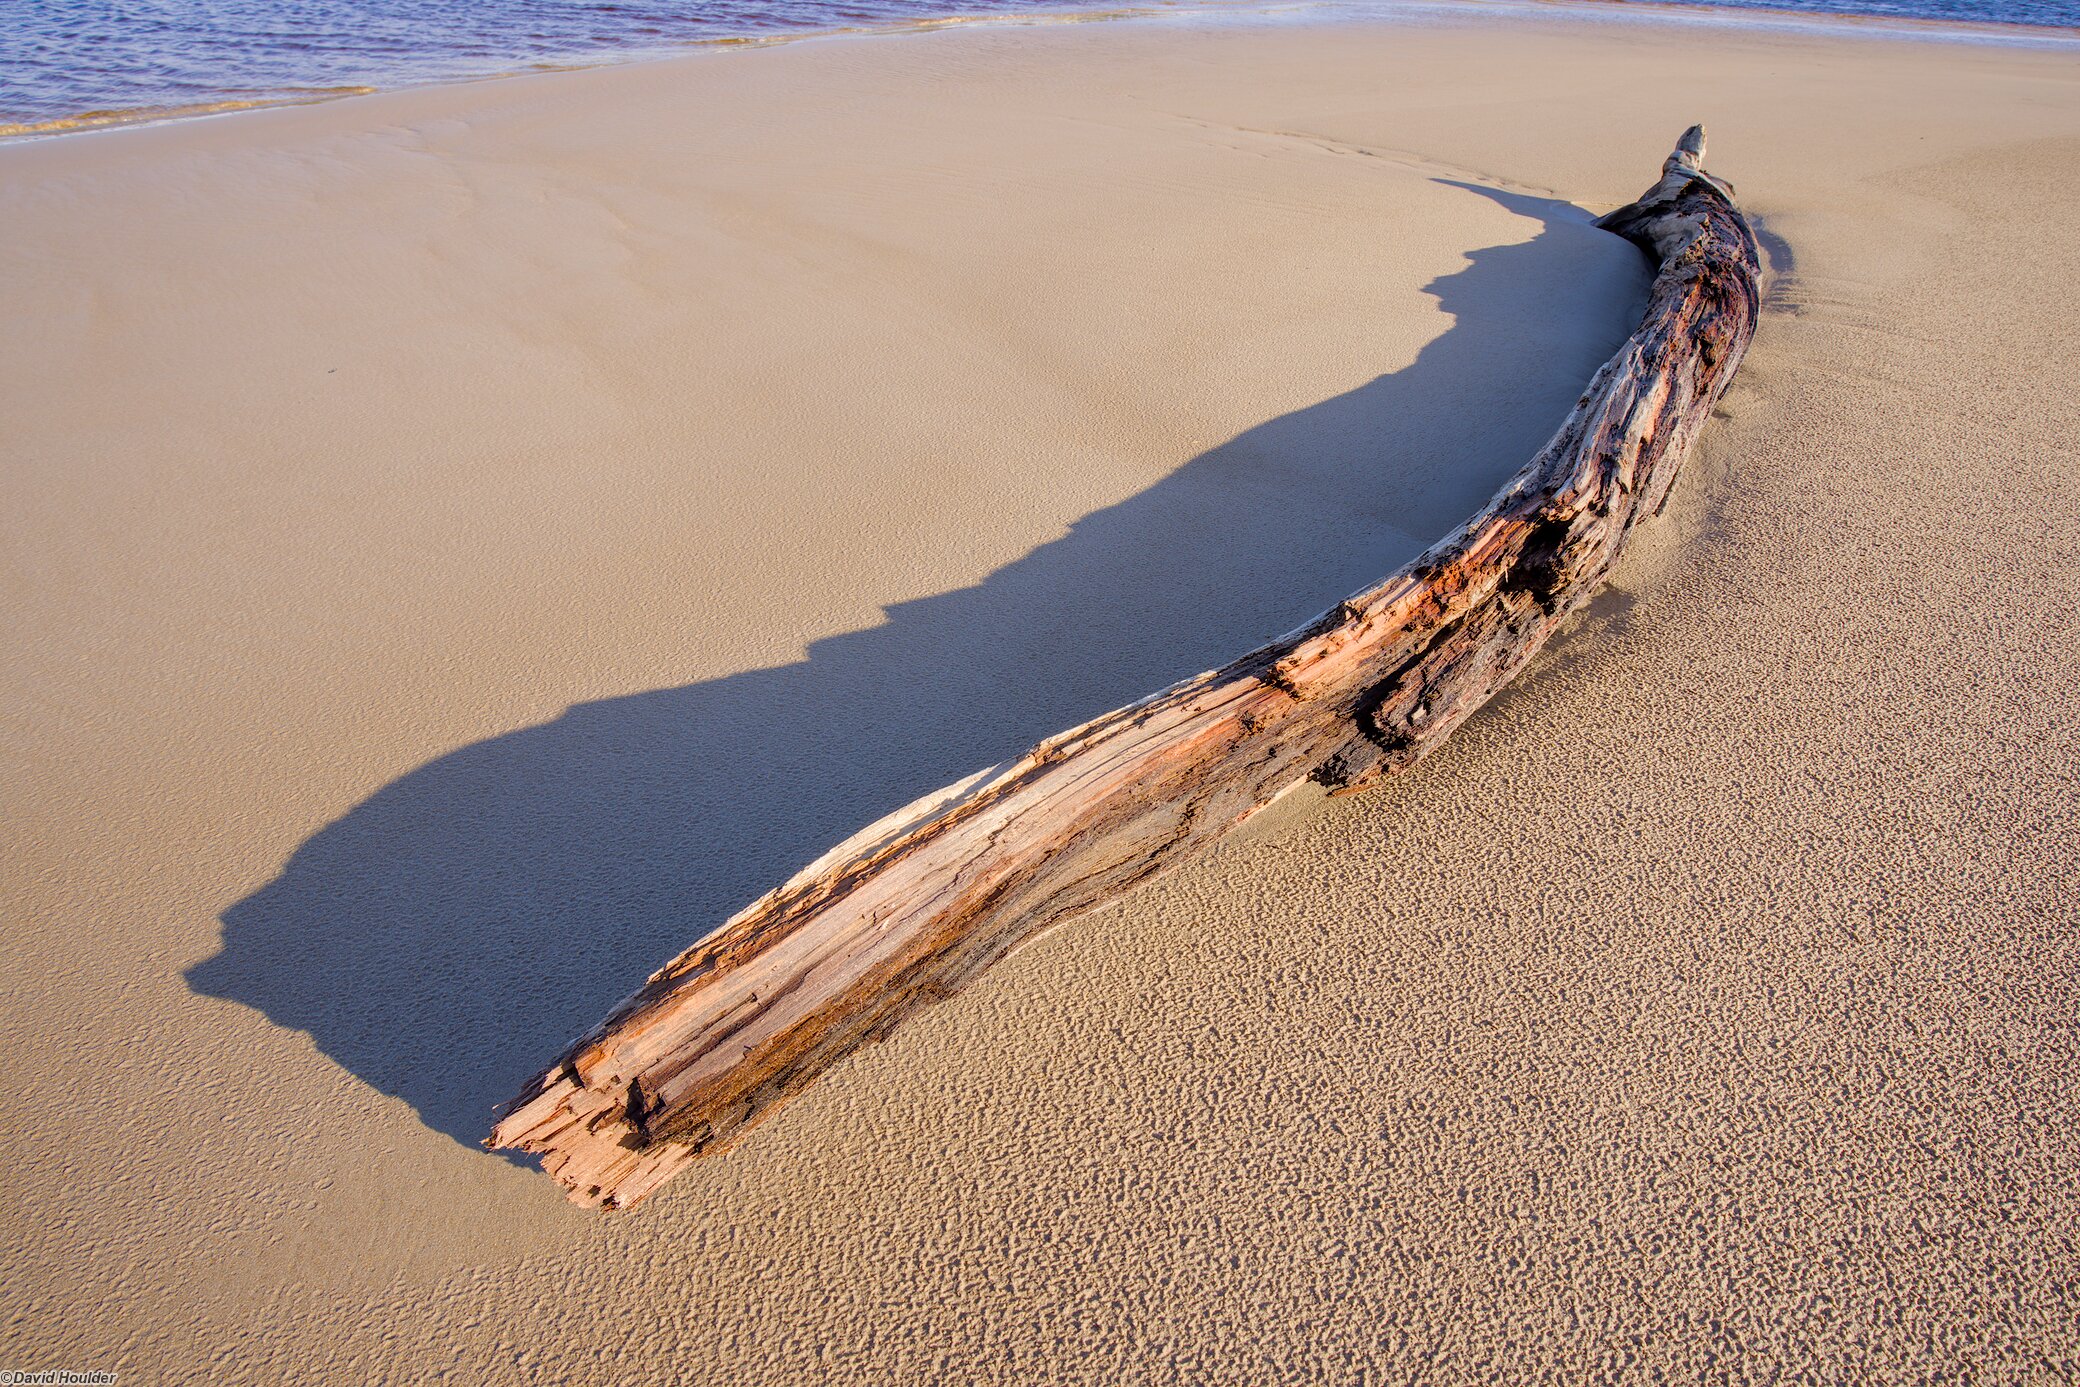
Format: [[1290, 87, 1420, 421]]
[[4, 7, 2077, 1381]]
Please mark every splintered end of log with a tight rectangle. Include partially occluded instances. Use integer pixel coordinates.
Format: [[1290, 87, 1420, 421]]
[[488, 128, 1762, 1208], [492, 1070, 702, 1209]]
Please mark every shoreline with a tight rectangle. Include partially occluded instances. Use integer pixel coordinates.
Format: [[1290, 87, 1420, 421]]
[[6, 0, 2077, 147]]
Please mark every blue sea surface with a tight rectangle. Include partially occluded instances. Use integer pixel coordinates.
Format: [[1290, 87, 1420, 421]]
[[1626, 0, 2079, 23], [0, 0, 1144, 130], [1, 0, 2074, 134]]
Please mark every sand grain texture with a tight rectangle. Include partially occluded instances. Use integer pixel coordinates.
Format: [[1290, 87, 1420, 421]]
[[3, 11, 2078, 1383]]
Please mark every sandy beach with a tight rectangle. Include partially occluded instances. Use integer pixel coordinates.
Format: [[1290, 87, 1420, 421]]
[[4, 6, 2078, 1380]]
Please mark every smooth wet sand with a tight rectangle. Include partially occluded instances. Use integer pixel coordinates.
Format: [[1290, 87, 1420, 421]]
[[4, 9, 2078, 1382]]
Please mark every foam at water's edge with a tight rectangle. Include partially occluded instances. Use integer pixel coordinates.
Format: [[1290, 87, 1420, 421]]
[[0, 90, 378, 140]]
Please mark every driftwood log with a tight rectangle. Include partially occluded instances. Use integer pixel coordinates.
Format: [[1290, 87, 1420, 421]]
[[490, 127, 1761, 1208]]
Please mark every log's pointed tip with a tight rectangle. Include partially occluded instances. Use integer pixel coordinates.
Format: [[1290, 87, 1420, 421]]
[[1668, 124, 1708, 174]]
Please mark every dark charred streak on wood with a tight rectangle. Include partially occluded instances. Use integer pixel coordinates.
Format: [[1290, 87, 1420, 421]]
[[1504, 513, 1579, 612], [487, 127, 1762, 1209]]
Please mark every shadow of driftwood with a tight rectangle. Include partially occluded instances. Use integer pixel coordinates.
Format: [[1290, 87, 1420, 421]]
[[189, 182, 1648, 1148]]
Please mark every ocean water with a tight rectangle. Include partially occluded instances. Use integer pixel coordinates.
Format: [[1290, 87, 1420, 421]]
[[1, 0, 2074, 137], [1638, 0, 2080, 23]]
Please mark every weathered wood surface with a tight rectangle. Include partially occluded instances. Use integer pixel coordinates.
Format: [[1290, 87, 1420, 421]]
[[490, 127, 1762, 1208]]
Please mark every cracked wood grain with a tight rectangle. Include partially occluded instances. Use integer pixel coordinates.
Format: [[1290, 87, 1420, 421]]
[[489, 126, 1762, 1208]]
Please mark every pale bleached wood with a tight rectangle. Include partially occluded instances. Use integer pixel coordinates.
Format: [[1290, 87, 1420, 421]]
[[489, 127, 1762, 1208]]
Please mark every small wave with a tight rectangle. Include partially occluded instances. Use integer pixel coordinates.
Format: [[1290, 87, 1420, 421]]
[[0, 88, 376, 140]]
